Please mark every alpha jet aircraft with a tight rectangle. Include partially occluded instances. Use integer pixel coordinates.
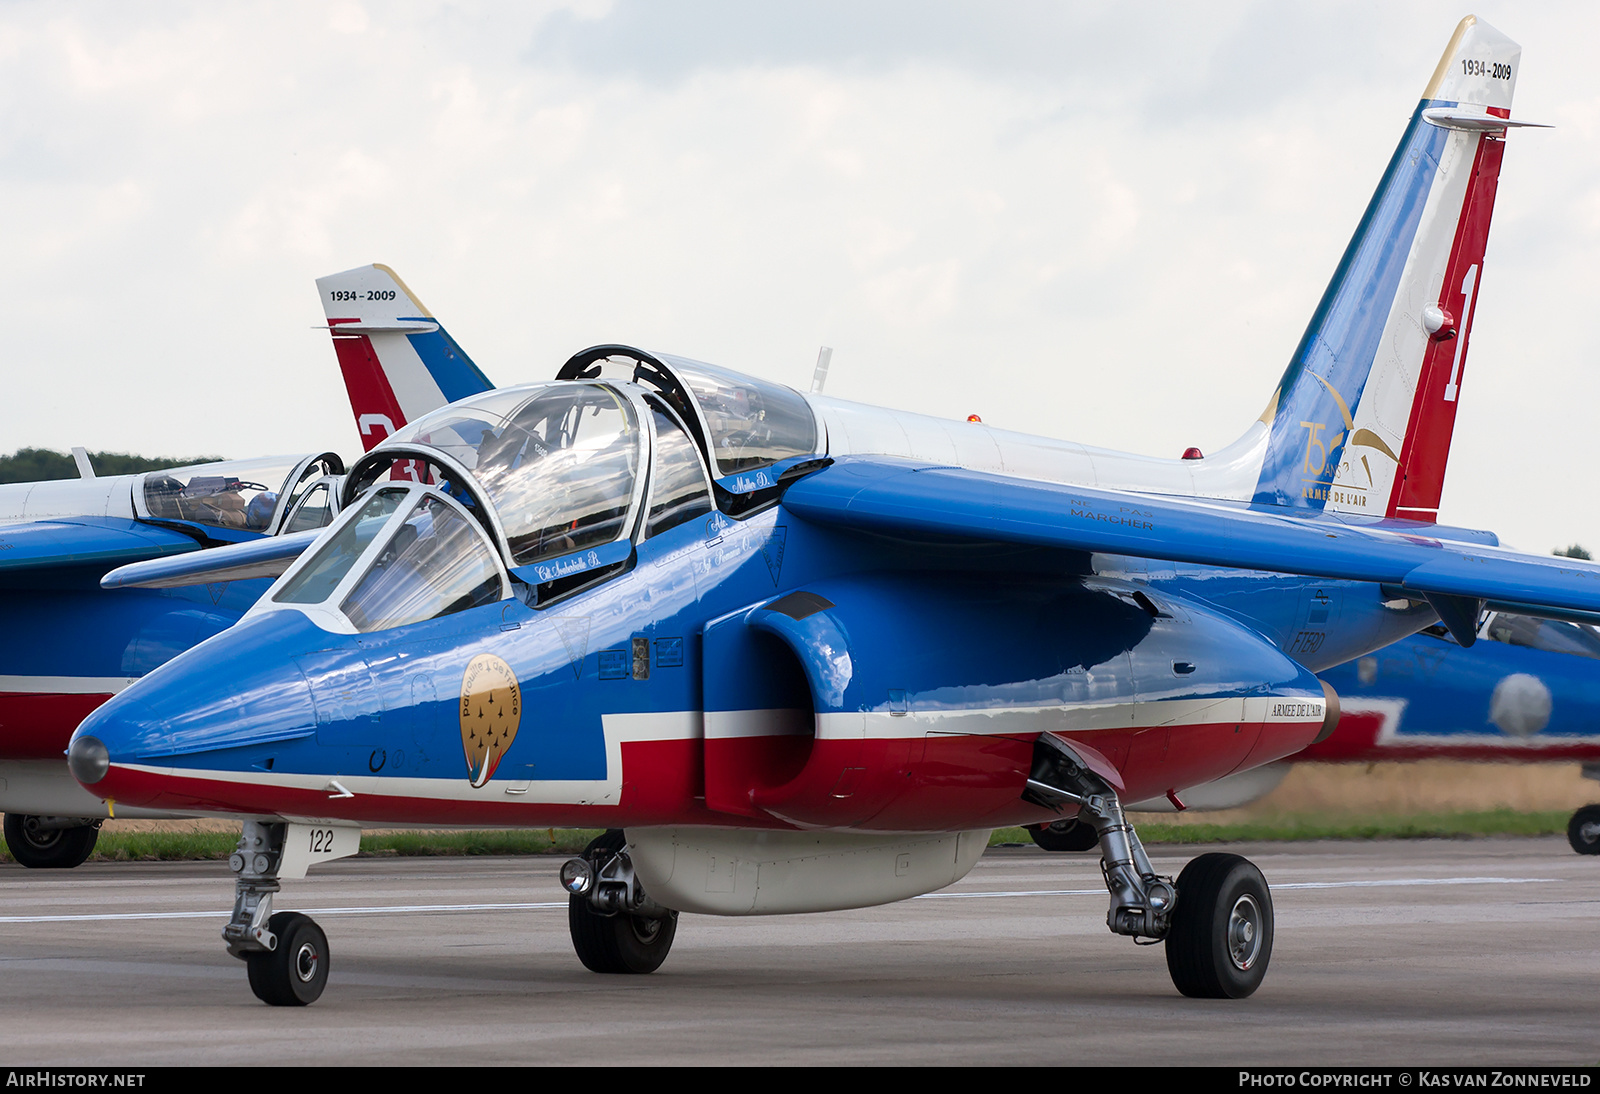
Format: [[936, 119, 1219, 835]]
[[75, 17, 1578, 1005]]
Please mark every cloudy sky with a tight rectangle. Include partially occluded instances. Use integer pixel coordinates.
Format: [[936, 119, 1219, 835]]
[[3, 1, 1597, 552]]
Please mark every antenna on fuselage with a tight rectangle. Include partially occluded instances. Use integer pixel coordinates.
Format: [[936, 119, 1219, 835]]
[[810, 346, 833, 394], [71, 447, 96, 479]]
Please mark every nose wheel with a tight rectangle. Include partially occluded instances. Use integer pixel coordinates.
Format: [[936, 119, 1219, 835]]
[[246, 912, 330, 1006], [1164, 852, 1274, 998]]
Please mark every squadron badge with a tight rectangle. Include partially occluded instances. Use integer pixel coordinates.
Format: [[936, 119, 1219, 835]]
[[459, 653, 522, 788]]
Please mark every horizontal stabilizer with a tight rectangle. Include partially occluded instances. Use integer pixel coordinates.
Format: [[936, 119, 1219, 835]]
[[101, 528, 321, 589], [0, 517, 199, 574], [1420, 106, 1548, 131], [314, 320, 441, 334], [781, 457, 1600, 619]]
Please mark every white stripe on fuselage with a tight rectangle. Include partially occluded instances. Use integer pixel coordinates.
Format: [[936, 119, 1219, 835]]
[[110, 696, 1324, 812], [819, 694, 1325, 741], [0, 675, 136, 695]]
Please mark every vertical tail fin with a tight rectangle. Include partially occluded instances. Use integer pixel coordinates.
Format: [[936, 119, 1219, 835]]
[[1252, 17, 1538, 520], [316, 264, 496, 451]]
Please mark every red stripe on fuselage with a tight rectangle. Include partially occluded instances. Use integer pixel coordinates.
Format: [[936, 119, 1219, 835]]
[[92, 713, 1326, 832], [1389, 131, 1506, 516], [0, 692, 112, 759], [1299, 708, 1600, 762]]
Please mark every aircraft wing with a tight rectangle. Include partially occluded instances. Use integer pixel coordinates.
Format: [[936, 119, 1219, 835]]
[[100, 528, 322, 589], [0, 516, 201, 575], [780, 457, 1600, 632]]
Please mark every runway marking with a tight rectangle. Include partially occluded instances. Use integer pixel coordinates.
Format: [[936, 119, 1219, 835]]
[[1273, 876, 1558, 891], [916, 876, 1558, 900], [917, 889, 1104, 899], [0, 901, 566, 924], [0, 877, 1559, 924]]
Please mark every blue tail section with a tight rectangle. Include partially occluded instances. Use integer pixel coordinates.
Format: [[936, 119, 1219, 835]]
[[1252, 109, 1448, 510], [1250, 16, 1526, 517]]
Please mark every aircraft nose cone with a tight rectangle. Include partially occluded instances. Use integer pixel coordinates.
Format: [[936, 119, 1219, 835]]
[[69, 609, 328, 807], [68, 734, 109, 785]]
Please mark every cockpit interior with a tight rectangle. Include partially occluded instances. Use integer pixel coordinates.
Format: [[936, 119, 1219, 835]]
[[270, 347, 828, 634]]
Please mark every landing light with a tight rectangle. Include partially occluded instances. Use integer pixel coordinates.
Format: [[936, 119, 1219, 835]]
[[559, 858, 594, 895]]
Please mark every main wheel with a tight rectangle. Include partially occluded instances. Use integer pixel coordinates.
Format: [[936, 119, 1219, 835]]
[[246, 912, 330, 1006], [568, 830, 678, 974], [3, 815, 99, 869], [1568, 804, 1600, 855], [1164, 852, 1273, 999], [1027, 819, 1100, 852]]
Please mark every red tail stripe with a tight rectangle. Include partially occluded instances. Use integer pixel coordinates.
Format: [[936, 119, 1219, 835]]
[[1389, 131, 1506, 516]]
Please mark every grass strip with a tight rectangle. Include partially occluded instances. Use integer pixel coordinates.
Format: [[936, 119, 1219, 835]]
[[0, 812, 1572, 865], [989, 808, 1573, 847]]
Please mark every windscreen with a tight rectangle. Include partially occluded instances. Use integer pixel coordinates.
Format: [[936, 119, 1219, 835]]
[[274, 488, 408, 605], [340, 494, 503, 632]]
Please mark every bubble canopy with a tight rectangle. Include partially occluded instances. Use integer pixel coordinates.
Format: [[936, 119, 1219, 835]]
[[136, 453, 343, 537], [359, 382, 646, 569]]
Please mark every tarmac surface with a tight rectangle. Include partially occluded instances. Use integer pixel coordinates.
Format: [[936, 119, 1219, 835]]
[[1, 837, 1595, 1066]]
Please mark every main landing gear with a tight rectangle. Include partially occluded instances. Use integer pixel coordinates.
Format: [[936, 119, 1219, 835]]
[[3, 814, 101, 869], [1026, 818, 1100, 853], [223, 821, 329, 1006], [1024, 734, 1273, 998], [1569, 804, 1600, 856], [1569, 765, 1600, 856], [560, 829, 679, 973]]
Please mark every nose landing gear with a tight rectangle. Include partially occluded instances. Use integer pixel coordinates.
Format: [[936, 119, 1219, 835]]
[[223, 820, 332, 1006]]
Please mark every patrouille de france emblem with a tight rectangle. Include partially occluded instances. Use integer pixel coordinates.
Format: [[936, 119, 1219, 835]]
[[459, 654, 522, 788]]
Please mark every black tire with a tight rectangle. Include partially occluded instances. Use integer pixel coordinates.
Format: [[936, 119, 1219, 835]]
[[3, 814, 99, 869], [1164, 852, 1273, 999], [1568, 804, 1600, 856], [246, 912, 330, 1006], [1027, 819, 1100, 853], [568, 830, 678, 974]]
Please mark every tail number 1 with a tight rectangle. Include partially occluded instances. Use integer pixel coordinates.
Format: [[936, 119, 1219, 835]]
[[1443, 265, 1478, 403]]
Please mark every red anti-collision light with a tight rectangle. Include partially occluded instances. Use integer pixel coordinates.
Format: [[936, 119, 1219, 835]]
[[1181, 447, 1204, 461]]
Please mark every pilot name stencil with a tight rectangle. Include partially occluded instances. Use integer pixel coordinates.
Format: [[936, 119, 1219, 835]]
[[459, 653, 522, 788]]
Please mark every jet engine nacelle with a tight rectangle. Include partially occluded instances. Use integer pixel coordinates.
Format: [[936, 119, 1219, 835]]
[[702, 572, 1331, 832]]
